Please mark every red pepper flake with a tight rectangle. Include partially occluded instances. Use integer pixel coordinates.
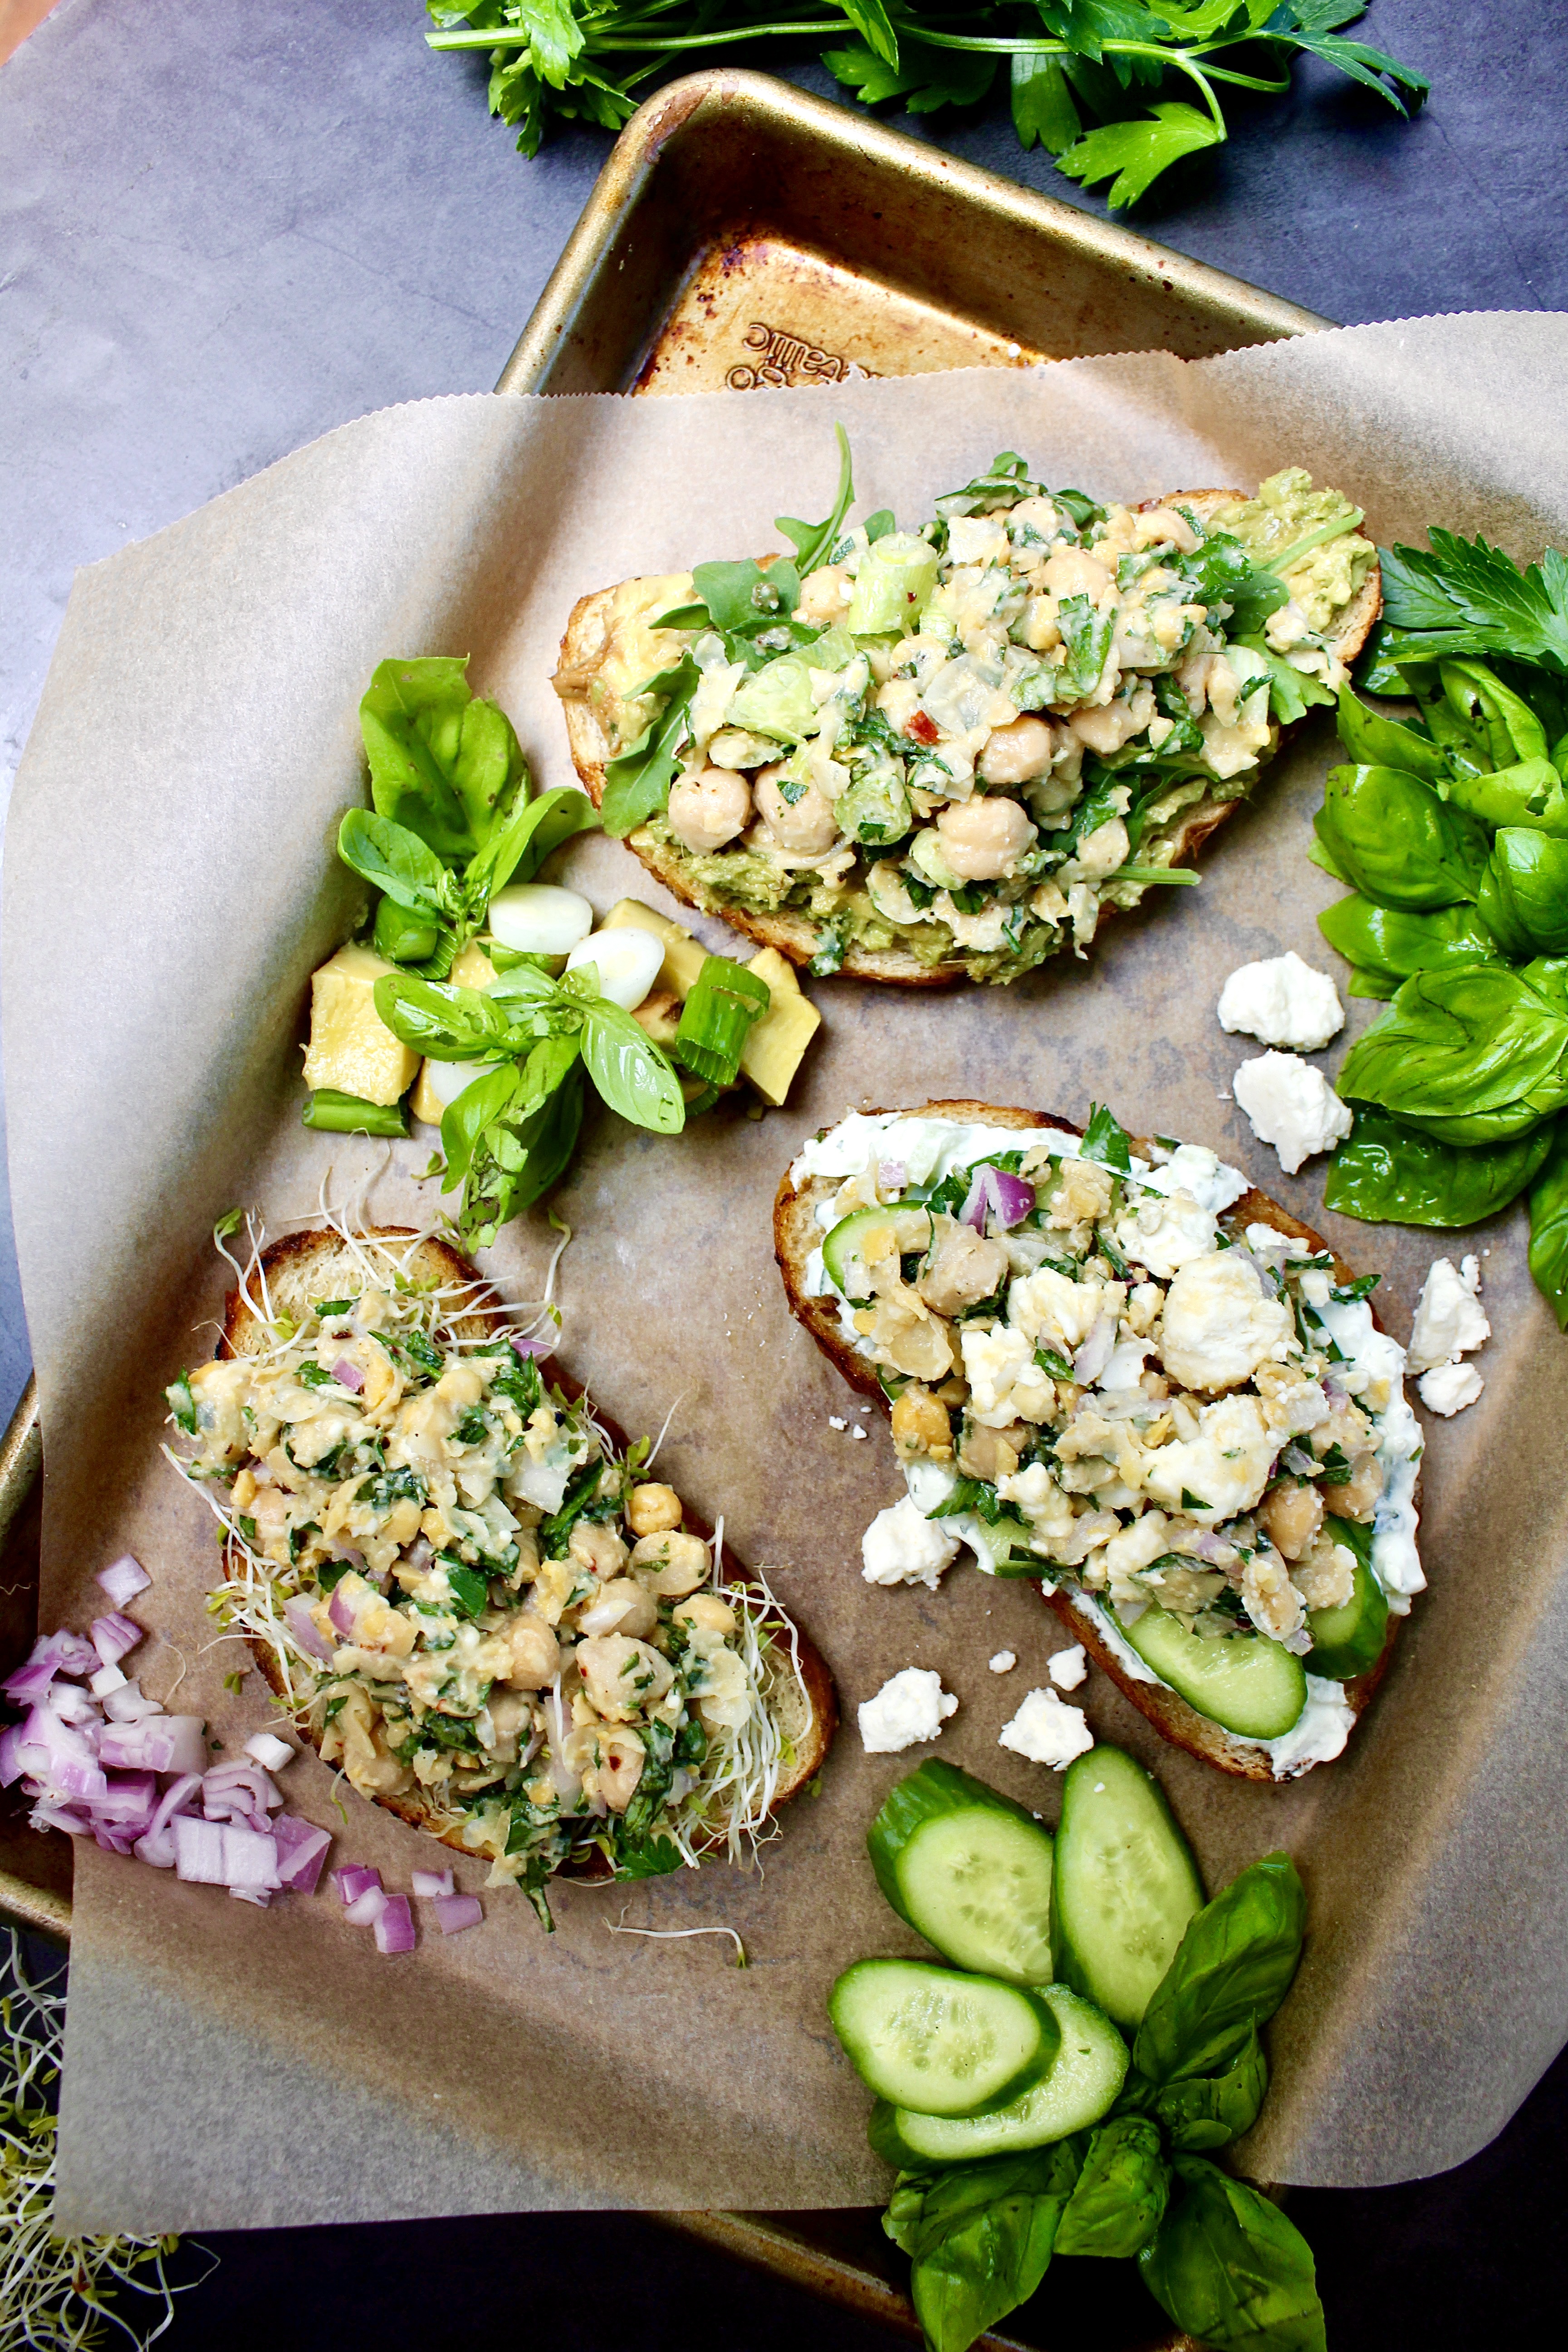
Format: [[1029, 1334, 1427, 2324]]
[[904, 711, 941, 746]]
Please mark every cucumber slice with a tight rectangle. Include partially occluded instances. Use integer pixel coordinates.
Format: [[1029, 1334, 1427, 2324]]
[[1305, 1529, 1389, 1680], [867, 1985, 1127, 2165], [821, 1203, 933, 1301], [1052, 1746, 1204, 2030], [828, 1958, 1059, 2117], [1117, 1602, 1308, 1740], [868, 1760, 1054, 1985]]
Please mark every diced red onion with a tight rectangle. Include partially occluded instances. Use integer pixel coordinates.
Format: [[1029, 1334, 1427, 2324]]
[[327, 1584, 357, 1637], [2, 1655, 59, 1707], [0, 1723, 24, 1787], [273, 1815, 331, 1893], [411, 1868, 454, 1899], [102, 1680, 161, 1722], [877, 1158, 907, 1193], [45, 1683, 101, 1729], [344, 1885, 388, 1928], [219, 1825, 281, 1889], [89, 1663, 127, 1698], [284, 1597, 332, 1661], [958, 1163, 1036, 1235], [91, 1612, 143, 1669], [230, 1886, 272, 1907], [334, 1864, 382, 1904], [244, 1730, 295, 1772], [201, 1761, 282, 1828], [97, 1553, 152, 1607], [512, 1333, 553, 1361], [433, 1893, 482, 1936], [1073, 1314, 1117, 1387], [332, 1356, 365, 1393], [172, 1815, 227, 1883], [402, 1536, 433, 1577], [52, 1757, 109, 1804], [31, 1801, 90, 1836], [94, 1822, 143, 1857], [374, 1894, 416, 1955], [99, 1714, 208, 1776], [92, 1770, 157, 1829], [133, 1772, 203, 1868]]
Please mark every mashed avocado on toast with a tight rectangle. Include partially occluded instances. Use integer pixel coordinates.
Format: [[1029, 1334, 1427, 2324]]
[[554, 448, 1380, 985]]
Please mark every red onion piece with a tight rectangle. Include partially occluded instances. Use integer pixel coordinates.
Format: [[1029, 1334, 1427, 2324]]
[[986, 1168, 1035, 1229], [344, 1885, 388, 1928], [134, 1771, 203, 1868], [245, 1731, 295, 1772], [230, 1886, 272, 1907], [101, 1681, 160, 1723], [877, 1158, 907, 1193], [2, 1656, 59, 1707], [0, 1724, 23, 1788], [99, 1714, 208, 1777], [1072, 1314, 1117, 1388], [172, 1815, 227, 1883], [327, 1583, 357, 1637], [411, 1868, 454, 1899], [48, 1683, 101, 1728], [52, 1757, 109, 1804], [284, 1597, 332, 1661], [97, 1553, 152, 1607], [959, 1167, 989, 1232], [512, 1333, 553, 1361], [273, 1815, 331, 1893], [374, 1894, 416, 1955], [201, 1761, 282, 1828], [334, 1864, 382, 1904], [219, 1825, 281, 1889], [31, 1801, 91, 1837], [433, 1893, 482, 1936], [332, 1356, 365, 1392], [92, 1770, 158, 1829], [91, 1612, 143, 1669]]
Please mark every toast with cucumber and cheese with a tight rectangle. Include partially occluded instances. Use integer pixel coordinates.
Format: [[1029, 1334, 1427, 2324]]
[[553, 465, 1380, 987], [169, 1224, 835, 1919], [775, 1101, 1423, 1781]]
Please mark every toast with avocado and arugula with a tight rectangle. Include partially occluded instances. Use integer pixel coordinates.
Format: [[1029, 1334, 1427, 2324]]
[[775, 1100, 1423, 1781], [553, 440, 1381, 986], [166, 1224, 835, 1924]]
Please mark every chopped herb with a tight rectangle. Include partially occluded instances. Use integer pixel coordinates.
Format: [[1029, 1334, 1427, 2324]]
[[1181, 1489, 1211, 1513], [442, 1560, 491, 1620], [165, 1372, 199, 1435], [1034, 1346, 1075, 1382], [235, 1514, 258, 1543], [296, 1362, 336, 1388]]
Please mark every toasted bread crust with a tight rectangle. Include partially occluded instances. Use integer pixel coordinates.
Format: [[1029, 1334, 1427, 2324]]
[[774, 1103, 1403, 1780], [220, 1227, 836, 1873], [553, 490, 1382, 985]]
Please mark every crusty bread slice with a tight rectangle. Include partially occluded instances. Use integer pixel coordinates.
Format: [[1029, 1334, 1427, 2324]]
[[220, 1226, 837, 1872], [774, 1103, 1402, 1781], [553, 492, 1382, 985]]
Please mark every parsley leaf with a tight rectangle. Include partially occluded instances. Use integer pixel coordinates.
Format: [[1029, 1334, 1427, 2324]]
[[1057, 101, 1224, 210]]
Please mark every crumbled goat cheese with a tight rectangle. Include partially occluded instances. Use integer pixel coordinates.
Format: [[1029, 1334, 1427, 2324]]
[[988, 1650, 1017, 1674], [1048, 1644, 1088, 1691], [1232, 1051, 1354, 1175], [828, 1416, 846, 1431], [1418, 1361, 1485, 1416], [997, 1687, 1094, 1769], [858, 1667, 959, 1754], [1408, 1253, 1490, 1375], [862, 1495, 962, 1589], [1218, 952, 1344, 1053], [850, 1426, 867, 1441]]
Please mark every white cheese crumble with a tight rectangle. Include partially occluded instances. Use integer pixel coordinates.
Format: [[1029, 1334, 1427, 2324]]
[[858, 1667, 959, 1754], [1217, 952, 1344, 1053], [1418, 1360, 1485, 1416], [1408, 1254, 1489, 1377], [997, 1687, 1094, 1769], [861, 1494, 961, 1589], [791, 1112, 1250, 1218], [1048, 1644, 1088, 1691], [1232, 1051, 1354, 1175], [988, 1649, 1017, 1674]]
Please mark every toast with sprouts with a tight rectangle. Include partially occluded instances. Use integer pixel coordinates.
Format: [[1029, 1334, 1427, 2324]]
[[171, 1225, 835, 1920], [554, 466, 1381, 986], [775, 1102, 1422, 1781]]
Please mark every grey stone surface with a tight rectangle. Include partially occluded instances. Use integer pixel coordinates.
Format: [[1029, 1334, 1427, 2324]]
[[2, 0, 1564, 1425]]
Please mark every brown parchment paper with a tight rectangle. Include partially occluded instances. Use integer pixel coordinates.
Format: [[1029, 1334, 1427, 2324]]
[[6, 314, 1568, 2230]]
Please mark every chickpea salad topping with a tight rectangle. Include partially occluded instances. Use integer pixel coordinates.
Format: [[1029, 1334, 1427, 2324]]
[[797, 1105, 1423, 1679], [586, 450, 1374, 982], [166, 1230, 806, 1925]]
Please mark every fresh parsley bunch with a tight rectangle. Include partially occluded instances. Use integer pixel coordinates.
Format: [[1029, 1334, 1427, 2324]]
[[1315, 529, 1568, 1324], [426, 3, 1426, 209]]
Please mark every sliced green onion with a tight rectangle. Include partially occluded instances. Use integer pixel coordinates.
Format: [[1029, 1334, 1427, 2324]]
[[302, 1089, 410, 1136], [674, 955, 770, 1088], [1106, 867, 1202, 887]]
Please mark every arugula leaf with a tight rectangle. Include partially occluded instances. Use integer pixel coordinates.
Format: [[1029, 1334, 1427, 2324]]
[[1133, 1852, 1306, 2087], [601, 655, 700, 837], [1324, 1107, 1556, 1232], [1139, 2156, 1326, 2352], [1528, 1120, 1568, 1328], [774, 422, 857, 574], [690, 559, 801, 634], [1054, 2117, 1169, 2257], [1082, 1102, 1133, 1172], [1058, 101, 1223, 209]]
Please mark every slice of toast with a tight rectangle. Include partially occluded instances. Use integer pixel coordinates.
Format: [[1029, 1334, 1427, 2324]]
[[553, 491, 1382, 986], [219, 1226, 836, 1876], [774, 1103, 1404, 1781]]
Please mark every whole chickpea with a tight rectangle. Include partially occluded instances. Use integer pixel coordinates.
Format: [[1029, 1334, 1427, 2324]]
[[667, 766, 752, 854], [796, 564, 853, 623], [891, 1384, 954, 1463], [755, 762, 841, 855], [936, 794, 1038, 881], [626, 1481, 683, 1537], [977, 715, 1056, 786]]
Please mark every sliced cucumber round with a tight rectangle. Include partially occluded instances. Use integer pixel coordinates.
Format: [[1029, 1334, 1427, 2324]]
[[821, 1203, 933, 1301], [1052, 1745, 1203, 2030], [867, 1984, 1127, 2165], [868, 1759, 1054, 1986], [828, 1958, 1060, 2117], [1117, 1602, 1307, 1741], [1305, 1540, 1389, 1680]]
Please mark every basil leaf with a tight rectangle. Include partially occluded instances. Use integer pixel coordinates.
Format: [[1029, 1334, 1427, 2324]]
[[1333, 684, 1448, 780], [1528, 1121, 1568, 1328], [337, 808, 461, 922], [892, 2143, 1080, 2352], [440, 1061, 524, 1194], [372, 975, 519, 1059], [372, 894, 442, 965], [1133, 1852, 1306, 2088], [1317, 893, 1501, 986], [1316, 763, 1490, 908], [1337, 964, 1568, 1143], [1436, 656, 1551, 770], [465, 783, 601, 908], [601, 655, 700, 838], [359, 655, 525, 859], [774, 422, 856, 575], [1082, 1102, 1132, 1172], [1446, 755, 1568, 836], [1139, 2156, 1325, 2352], [579, 1000, 686, 1134], [1054, 2117, 1169, 2258], [1477, 828, 1568, 956], [674, 954, 770, 1088], [1325, 1107, 1554, 1228], [1154, 2028, 1269, 2152]]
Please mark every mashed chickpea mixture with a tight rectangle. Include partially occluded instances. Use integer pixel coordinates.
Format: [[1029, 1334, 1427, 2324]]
[[171, 1260, 797, 1921], [593, 463, 1373, 982], [797, 1109, 1423, 1699]]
